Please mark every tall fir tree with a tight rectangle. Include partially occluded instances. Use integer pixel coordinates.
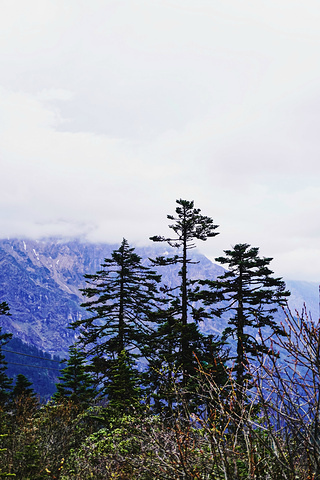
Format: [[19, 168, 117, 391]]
[[53, 345, 96, 406], [0, 302, 12, 407], [72, 239, 161, 401], [197, 243, 290, 402], [149, 199, 219, 383]]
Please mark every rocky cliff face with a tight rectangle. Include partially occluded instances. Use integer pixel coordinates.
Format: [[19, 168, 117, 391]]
[[0, 239, 117, 355], [0, 238, 316, 357], [0, 238, 226, 356]]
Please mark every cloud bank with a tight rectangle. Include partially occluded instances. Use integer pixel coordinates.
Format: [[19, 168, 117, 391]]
[[1, 1, 320, 281]]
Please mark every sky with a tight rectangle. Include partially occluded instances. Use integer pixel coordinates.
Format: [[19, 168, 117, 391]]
[[1, 0, 320, 281]]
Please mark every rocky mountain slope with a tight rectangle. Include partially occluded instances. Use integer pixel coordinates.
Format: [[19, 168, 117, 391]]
[[0, 238, 225, 356], [0, 238, 115, 355], [0, 238, 317, 358]]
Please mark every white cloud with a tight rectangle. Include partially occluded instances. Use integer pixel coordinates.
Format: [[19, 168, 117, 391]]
[[0, 1, 320, 281]]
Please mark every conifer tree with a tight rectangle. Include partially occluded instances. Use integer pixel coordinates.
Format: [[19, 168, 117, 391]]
[[53, 345, 96, 406], [12, 374, 36, 399], [0, 302, 12, 406], [197, 243, 290, 401], [11, 374, 38, 417], [150, 199, 219, 382], [142, 305, 182, 414], [106, 349, 142, 413], [72, 239, 161, 398]]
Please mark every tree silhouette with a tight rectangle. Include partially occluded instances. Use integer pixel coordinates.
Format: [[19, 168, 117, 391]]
[[72, 239, 161, 394], [197, 243, 289, 401], [150, 199, 219, 383], [53, 345, 96, 406]]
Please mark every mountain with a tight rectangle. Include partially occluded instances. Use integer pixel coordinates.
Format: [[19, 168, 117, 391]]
[[0, 238, 226, 357], [0, 238, 115, 356], [0, 237, 317, 359]]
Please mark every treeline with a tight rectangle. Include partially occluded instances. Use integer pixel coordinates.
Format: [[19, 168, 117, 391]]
[[0, 199, 319, 479]]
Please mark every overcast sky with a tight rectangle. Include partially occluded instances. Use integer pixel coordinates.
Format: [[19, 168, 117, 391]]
[[1, 0, 320, 281]]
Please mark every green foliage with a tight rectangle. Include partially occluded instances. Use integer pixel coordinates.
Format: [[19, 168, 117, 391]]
[[0, 394, 40, 479], [106, 350, 142, 414], [63, 418, 144, 479], [0, 434, 16, 477], [3, 345, 313, 478], [62, 413, 216, 480], [0, 400, 102, 479], [53, 345, 96, 407], [12, 374, 36, 399]]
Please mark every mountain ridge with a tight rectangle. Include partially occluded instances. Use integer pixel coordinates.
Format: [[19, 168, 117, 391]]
[[0, 237, 317, 357]]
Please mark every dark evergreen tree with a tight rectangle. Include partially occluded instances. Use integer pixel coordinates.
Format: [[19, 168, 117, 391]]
[[72, 238, 161, 399], [11, 374, 38, 417], [106, 349, 142, 413], [197, 243, 290, 401], [53, 345, 96, 406], [142, 304, 182, 414], [0, 302, 12, 407], [195, 335, 230, 416], [12, 374, 36, 399], [149, 199, 219, 383]]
